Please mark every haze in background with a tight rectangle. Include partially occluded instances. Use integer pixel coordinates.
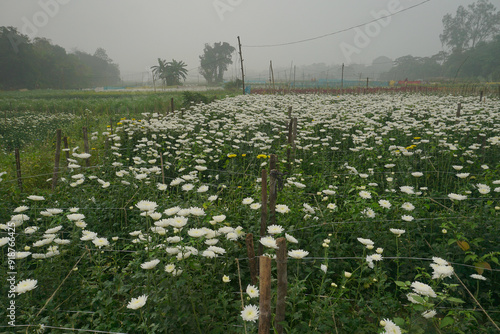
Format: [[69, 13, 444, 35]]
[[0, 0, 486, 82]]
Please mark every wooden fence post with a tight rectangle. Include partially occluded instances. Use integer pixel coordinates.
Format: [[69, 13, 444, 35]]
[[480, 90, 483, 102], [83, 127, 90, 167], [15, 148, 22, 192], [52, 129, 62, 190], [456, 103, 462, 118], [246, 233, 258, 285], [259, 169, 268, 257], [110, 118, 113, 135], [258, 256, 272, 334], [170, 97, 175, 113], [275, 237, 288, 334]]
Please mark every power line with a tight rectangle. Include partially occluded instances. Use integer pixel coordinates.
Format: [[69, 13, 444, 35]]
[[244, 0, 432, 48]]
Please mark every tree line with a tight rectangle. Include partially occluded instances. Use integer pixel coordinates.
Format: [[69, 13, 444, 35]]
[[381, 0, 500, 82], [0, 27, 120, 90]]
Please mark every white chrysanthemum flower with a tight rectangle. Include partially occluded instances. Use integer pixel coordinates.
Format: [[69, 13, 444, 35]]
[[141, 259, 160, 270], [323, 189, 336, 195], [432, 257, 448, 266], [470, 274, 487, 281], [164, 264, 176, 273], [422, 309, 437, 319], [327, 203, 337, 210], [407, 293, 423, 304], [222, 275, 230, 282], [381, 318, 402, 334], [275, 204, 290, 213], [288, 249, 309, 259], [267, 225, 284, 235], [15, 251, 31, 259], [448, 193, 467, 201], [80, 230, 97, 241], [390, 228, 405, 237], [15, 279, 38, 294], [241, 304, 259, 322], [92, 237, 109, 248], [67, 213, 86, 221], [45, 226, 63, 234], [170, 178, 185, 186], [320, 264, 328, 273], [0, 237, 9, 246], [164, 206, 181, 216], [189, 207, 205, 216], [378, 200, 391, 208], [197, 185, 209, 193], [127, 295, 148, 310], [27, 195, 45, 201], [400, 186, 414, 195], [14, 205, 29, 213], [136, 200, 158, 212], [476, 184, 490, 194], [249, 203, 261, 210], [168, 216, 188, 228], [359, 190, 371, 199], [208, 195, 218, 202], [401, 215, 414, 222], [357, 238, 374, 246], [362, 208, 376, 218], [148, 212, 162, 220], [242, 197, 254, 205], [285, 233, 298, 244], [430, 263, 454, 279], [212, 214, 226, 223], [456, 173, 470, 179], [188, 228, 206, 238], [246, 284, 259, 298], [260, 236, 278, 249], [157, 183, 168, 191], [411, 281, 437, 297], [182, 183, 194, 191], [202, 250, 217, 258], [401, 202, 415, 211]]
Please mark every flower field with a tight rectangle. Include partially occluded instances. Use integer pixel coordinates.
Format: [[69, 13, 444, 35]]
[[1, 92, 500, 333]]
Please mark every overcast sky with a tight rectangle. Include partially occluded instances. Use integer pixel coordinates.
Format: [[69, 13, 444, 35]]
[[1, 0, 495, 81]]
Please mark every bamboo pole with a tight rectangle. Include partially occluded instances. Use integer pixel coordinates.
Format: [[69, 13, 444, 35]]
[[52, 129, 62, 190], [259, 169, 268, 257], [258, 256, 272, 334], [275, 237, 287, 334], [63, 136, 69, 166]]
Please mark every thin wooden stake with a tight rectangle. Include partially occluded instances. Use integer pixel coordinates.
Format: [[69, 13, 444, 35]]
[[269, 154, 277, 171], [275, 237, 287, 334], [238, 36, 245, 95], [456, 102, 462, 117], [259, 169, 268, 257], [109, 118, 113, 135], [52, 129, 62, 190], [83, 127, 90, 167], [15, 148, 22, 192], [170, 97, 175, 113], [258, 256, 272, 334], [246, 233, 258, 285], [479, 90, 483, 102]]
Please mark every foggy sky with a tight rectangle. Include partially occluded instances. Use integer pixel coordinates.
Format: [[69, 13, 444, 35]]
[[1, 0, 492, 82]]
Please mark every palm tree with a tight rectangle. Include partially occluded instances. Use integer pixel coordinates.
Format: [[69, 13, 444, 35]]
[[166, 59, 188, 85], [151, 58, 168, 90]]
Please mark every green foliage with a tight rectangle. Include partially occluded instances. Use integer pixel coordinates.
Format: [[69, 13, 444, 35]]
[[199, 42, 235, 85], [0, 26, 120, 90]]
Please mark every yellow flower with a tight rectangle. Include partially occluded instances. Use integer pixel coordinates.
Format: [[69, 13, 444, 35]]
[[117, 122, 122, 125], [257, 154, 267, 159], [242, 154, 246, 157], [227, 154, 237, 158], [414, 137, 421, 140]]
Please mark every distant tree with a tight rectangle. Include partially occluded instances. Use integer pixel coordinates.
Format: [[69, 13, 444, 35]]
[[73, 48, 120, 87], [440, 0, 500, 52], [151, 58, 168, 88], [165, 59, 188, 86], [199, 42, 235, 85]]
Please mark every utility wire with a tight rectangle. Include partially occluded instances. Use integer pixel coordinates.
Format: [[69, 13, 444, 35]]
[[244, 0, 432, 48]]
